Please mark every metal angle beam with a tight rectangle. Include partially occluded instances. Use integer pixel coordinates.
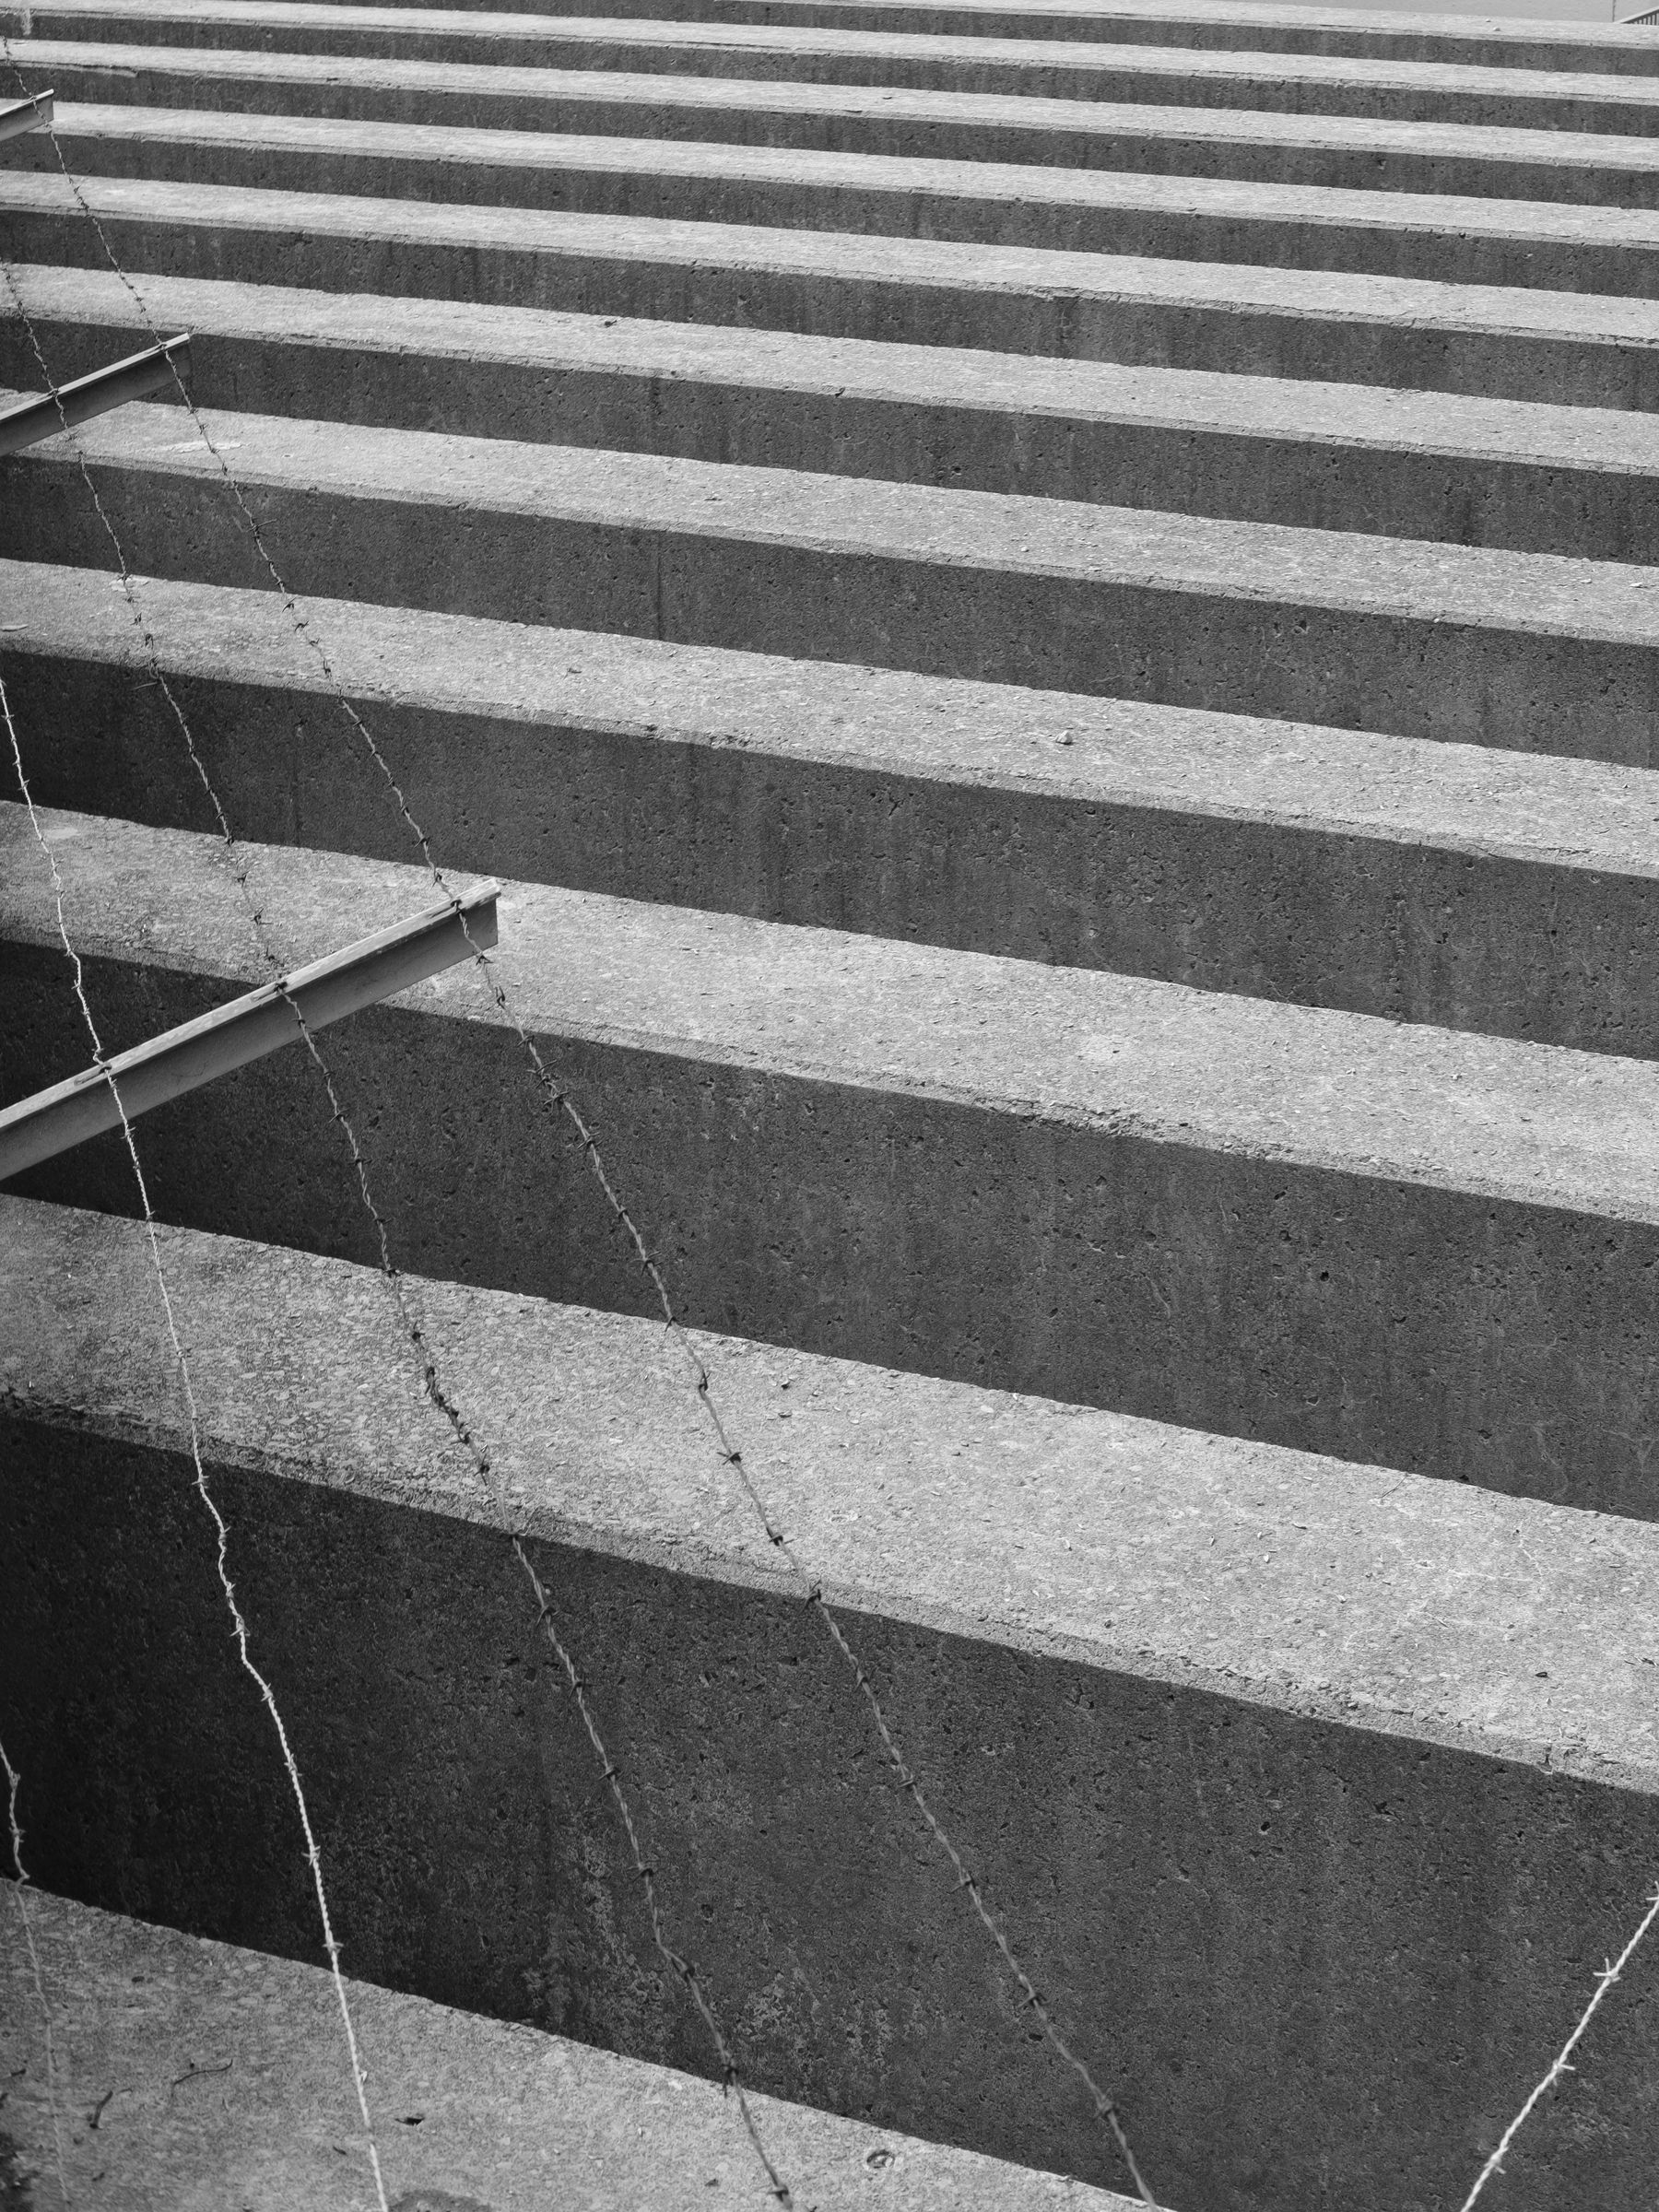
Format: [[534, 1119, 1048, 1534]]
[[0, 880, 500, 1183], [0, 334, 191, 459], [0, 89, 52, 144]]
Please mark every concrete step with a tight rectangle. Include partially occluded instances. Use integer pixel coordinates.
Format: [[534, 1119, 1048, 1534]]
[[9, 803, 1659, 1511], [145, 0, 1659, 75], [13, 170, 1659, 407], [6, 0, 1655, 2198], [0, 1890, 1129, 2210], [13, 560, 1659, 1054], [18, 37, 1659, 204], [6, 1193, 1659, 2209], [10, 394, 1659, 758], [15, 265, 1659, 560], [9, 0, 1659, 132], [29, 100, 1659, 299]]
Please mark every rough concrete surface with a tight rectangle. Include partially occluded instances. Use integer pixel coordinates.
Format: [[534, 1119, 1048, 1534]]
[[107, 0, 1659, 67], [12, 803, 1659, 1251], [8, 0, 1659, 133], [16, 561, 1659, 1054], [16, 168, 1659, 405], [17, 38, 1659, 202], [8, 556, 1659, 873], [6, 1201, 1659, 2209], [30, 100, 1659, 297], [14, 806, 1659, 1507], [6, 1191, 1659, 1790], [1, 1890, 1133, 2209], [19, 0, 1659, 63], [252, 0, 1659, 57], [14, 261, 1659, 560], [19, 394, 1659, 759], [8, 0, 1659, 2202]]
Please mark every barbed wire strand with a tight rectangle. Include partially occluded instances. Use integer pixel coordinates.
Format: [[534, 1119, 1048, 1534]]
[[1, 668, 392, 2212], [1, 89, 1155, 2198], [2, 1738, 69, 2207], [1457, 1883, 1659, 2212], [0, 272, 795, 2212]]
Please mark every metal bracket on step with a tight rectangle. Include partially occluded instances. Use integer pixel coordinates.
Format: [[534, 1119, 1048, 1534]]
[[0, 88, 53, 143], [0, 334, 192, 459], [0, 881, 501, 1182]]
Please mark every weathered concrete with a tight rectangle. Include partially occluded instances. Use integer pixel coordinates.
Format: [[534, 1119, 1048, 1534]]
[[118, 0, 1659, 72], [14, 394, 1659, 759], [13, 559, 1659, 1054], [10, 805, 1659, 1512], [6, 0, 1659, 2195], [8, 0, 1659, 131], [6, 1198, 1659, 2209], [14, 262, 1659, 560], [29, 100, 1659, 297], [0, 1893, 1132, 2210], [14, 169, 1659, 408], [18, 37, 1659, 203]]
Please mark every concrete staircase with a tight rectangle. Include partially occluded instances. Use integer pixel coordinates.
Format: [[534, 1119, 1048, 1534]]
[[5, 0, 1659, 2206]]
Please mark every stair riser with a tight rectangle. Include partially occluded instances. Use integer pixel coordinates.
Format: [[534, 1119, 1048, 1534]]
[[7, 311, 1658, 561], [9, 451, 1659, 761], [13, 201, 1652, 407], [6, 940, 1659, 1509], [12, 642, 1659, 1059], [20, 56, 1659, 204], [136, 0, 1659, 73], [6, 11, 1657, 133], [8, 1413, 1658, 2212], [24, 126, 1659, 298]]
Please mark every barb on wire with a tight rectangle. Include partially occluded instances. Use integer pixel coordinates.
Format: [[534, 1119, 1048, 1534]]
[[1457, 1883, 1659, 2211], [1, 88, 1156, 2200], [2, 1739, 69, 2207], [2, 672, 392, 2212]]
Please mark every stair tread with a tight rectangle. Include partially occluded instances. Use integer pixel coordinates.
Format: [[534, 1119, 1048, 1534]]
[[23, 33, 1659, 188], [17, 0, 1659, 115], [8, 1189, 1659, 1788], [13, 1185, 1659, 1787], [45, 96, 1659, 258], [247, 0, 1659, 76], [0, 1888, 1130, 2209], [14, 168, 1659, 351], [20, 257, 1659, 479], [10, 800, 1659, 1225], [76, 0, 1659, 71], [21, 393, 1659, 639], [9, 557, 1659, 875]]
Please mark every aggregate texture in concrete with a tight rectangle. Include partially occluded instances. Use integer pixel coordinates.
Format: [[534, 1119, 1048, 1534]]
[[6, 1198, 1659, 2209], [15, 37, 1659, 202], [8, 0, 1659, 2199], [16, 394, 1659, 759], [7, 1191, 1659, 1791], [0, 1890, 1132, 2210], [12, 806, 1659, 1510], [8, 0, 1659, 133], [12, 261, 1659, 559], [29, 99, 1659, 296], [13, 168, 1659, 406], [13, 559, 1659, 1053], [118, 0, 1659, 69]]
